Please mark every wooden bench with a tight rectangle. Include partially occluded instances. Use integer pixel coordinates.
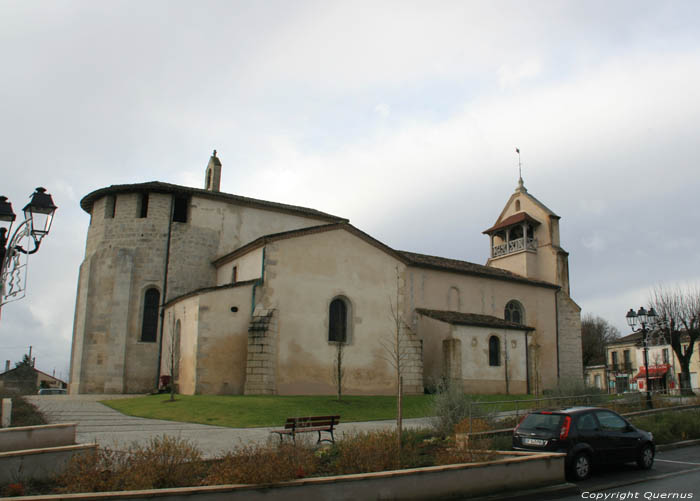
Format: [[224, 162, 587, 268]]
[[270, 415, 340, 444]]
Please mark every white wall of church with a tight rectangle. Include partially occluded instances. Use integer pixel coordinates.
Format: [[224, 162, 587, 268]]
[[255, 229, 422, 395], [409, 267, 561, 391], [216, 248, 263, 286], [453, 325, 528, 394]]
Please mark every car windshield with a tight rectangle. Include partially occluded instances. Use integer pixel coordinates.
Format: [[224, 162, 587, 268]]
[[519, 413, 563, 431]]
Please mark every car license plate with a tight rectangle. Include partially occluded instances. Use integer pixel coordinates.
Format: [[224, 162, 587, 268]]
[[522, 438, 546, 446]]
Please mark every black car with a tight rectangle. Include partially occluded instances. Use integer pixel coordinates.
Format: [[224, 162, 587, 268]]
[[512, 406, 655, 480]]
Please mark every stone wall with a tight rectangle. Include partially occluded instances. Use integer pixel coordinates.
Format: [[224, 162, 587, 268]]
[[557, 291, 583, 382]]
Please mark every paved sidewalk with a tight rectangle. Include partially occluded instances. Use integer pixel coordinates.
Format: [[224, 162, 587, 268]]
[[26, 395, 432, 458]]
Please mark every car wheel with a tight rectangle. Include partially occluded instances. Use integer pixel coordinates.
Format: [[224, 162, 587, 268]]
[[637, 445, 654, 470], [569, 452, 592, 481]]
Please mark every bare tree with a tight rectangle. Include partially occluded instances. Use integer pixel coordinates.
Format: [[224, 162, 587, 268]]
[[650, 285, 700, 395], [379, 267, 414, 445], [581, 314, 621, 367], [332, 340, 345, 401]]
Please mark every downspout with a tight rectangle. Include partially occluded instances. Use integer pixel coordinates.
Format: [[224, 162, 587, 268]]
[[504, 329, 509, 395], [555, 290, 560, 379], [251, 246, 266, 314], [155, 195, 175, 388]]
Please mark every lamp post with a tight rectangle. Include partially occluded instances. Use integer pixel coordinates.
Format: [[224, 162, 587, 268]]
[[626, 306, 657, 409], [0, 188, 58, 314]]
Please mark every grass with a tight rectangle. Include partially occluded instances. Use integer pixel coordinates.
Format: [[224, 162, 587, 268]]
[[103, 394, 437, 428]]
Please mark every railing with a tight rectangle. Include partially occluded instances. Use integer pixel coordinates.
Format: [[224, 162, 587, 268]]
[[608, 362, 635, 373], [492, 238, 537, 257], [459, 388, 700, 434]]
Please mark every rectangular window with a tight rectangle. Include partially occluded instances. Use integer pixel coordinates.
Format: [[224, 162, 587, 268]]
[[173, 195, 189, 222], [105, 195, 116, 219], [232, 266, 238, 284], [663, 348, 669, 364], [138, 193, 149, 218], [611, 352, 618, 365]]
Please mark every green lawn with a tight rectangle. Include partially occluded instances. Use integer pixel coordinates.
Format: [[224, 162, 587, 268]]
[[102, 394, 439, 428], [102, 393, 533, 428]]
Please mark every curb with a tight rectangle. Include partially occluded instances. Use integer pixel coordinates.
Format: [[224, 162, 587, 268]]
[[656, 438, 700, 451]]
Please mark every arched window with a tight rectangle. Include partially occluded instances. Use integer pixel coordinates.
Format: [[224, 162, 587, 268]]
[[505, 300, 524, 324], [141, 288, 160, 342], [489, 335, 500, 366], [515, 200, 521, 211], [328, 298, 348, 343]]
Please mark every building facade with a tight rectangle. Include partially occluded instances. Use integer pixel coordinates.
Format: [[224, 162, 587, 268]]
[[69, 153, 582, 395]]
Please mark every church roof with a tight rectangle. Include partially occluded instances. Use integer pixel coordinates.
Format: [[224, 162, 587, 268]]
[[398, 250, 559, 289], [482, 211, 541, 234], [214, 223, 560, 290], [80, 181, 347, 223], [416, 308, 535, 331]]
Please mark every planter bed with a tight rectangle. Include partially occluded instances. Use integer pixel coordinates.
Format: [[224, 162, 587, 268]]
[[5, 451, 565, 500]]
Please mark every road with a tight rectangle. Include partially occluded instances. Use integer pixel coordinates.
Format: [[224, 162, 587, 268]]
[[550, 445, 700, 500]]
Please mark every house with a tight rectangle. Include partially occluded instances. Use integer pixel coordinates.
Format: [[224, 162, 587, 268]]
[[604, 329, 700, 394], [0, 362, 67, 395], [69, 152, 582, 395]]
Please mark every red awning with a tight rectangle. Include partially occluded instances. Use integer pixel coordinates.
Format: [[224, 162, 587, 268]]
[[633, 364, 670, 381]]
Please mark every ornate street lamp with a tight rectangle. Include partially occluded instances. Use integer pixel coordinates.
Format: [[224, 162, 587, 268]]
[[0, 187, 58, 310], [626, 306, 658, 409]]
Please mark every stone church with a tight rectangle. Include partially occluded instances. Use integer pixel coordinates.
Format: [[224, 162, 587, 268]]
[[69, 152, 582, 395]]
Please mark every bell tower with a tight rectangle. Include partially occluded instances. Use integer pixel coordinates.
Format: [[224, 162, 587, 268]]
[[483, 175, 570, 293], [204, 150, 222, 192]]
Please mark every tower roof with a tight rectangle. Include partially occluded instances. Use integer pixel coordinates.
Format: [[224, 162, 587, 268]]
[[80, 181, 347, 223]]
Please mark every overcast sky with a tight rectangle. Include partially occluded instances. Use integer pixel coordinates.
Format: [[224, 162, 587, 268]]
[[1, 1, 699, 381]]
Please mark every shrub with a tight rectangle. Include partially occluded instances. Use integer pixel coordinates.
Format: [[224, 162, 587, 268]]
[[431, 380, 473, 437], [3, 396, 47, 427], [205, 441, 317, 485], [331, 430, 403, 474], [630, 409, 700, 444], [55, 436, 204, 492]]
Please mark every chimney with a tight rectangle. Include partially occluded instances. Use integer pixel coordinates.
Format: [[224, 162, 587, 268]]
[[204, 150, 222, 192], [4, 360, 9, 373]]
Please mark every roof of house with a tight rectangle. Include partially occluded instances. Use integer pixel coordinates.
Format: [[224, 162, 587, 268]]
[[482, 211, 541, 234], [213, 223, 560, 290], [0, 365, 67, 385], [416, 308, 535, 331], [80, 181, 347, 223]]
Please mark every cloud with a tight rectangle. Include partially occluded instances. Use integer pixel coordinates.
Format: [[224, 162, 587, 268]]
[[374, 103, 391, 118], [1, 0, 700, 378]]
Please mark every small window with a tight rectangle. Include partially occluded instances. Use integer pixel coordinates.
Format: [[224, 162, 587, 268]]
[[515, 200, 521, 211], [141, 288, 160, 342], [173, 195, 189, 222], [105, 195, 116, 219], [595, 411, 627, 431], [329, 298, 348, 343], [206, 168, 213, 190], [577, 413, 597, 431], [232, 266, 238, 284], [489, 335, 500, 366], [138, 193, 149, 218], [662, 348, 669, 364], [504, 300, 524, 324]]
